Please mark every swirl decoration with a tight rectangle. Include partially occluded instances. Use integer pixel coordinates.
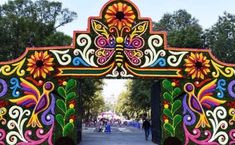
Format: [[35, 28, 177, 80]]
[[41, 94, 55, 126], [6, 106, 31, 145], [50, 49, 71, 66], [95, 35, 115, 48], [120, 65, 134, 77], [211, 60, 234, 78], [228, 80, 235, 98], [216, 79, 226, 99], [0, 107, 7, 125], [206, 106, 228, 145], [229, 108, 235, 125], [183, 95, 196, 126], [141, 35, 165, 67], [1, 58, 26, 77], [184, 123, 216, 145], [0, 79, 7, 98], [10, 78, 21, 98], [167, 51, 188, 67], [150, 58, 166, 67], [72, 57, 89, 66], [106, 66, 119, 77], [17, 123, 54, 145], [106, 65, 133, 78], [74, 34, 97, 67], [0, 129, 6, 145], [124, 36, 144, 49], [229, 129, 235, 145]]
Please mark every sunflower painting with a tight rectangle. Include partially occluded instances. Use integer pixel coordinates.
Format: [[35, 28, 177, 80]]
[[27, 51, 54, 79], [184, 53, 210, 79], [105, 2, 136, 30]]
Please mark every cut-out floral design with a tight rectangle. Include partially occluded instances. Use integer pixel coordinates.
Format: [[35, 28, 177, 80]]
[[27, 51, 54, 79]]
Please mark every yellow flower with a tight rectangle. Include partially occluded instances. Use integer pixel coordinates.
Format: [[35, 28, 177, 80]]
[[184, 53, 210, 79], [27, 51, 54, 79], [69, 119, 74, 123], [105, 2, 136, 30]]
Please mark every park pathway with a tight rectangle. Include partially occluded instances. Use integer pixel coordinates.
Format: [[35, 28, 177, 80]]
[[79, 126, 157, 145]]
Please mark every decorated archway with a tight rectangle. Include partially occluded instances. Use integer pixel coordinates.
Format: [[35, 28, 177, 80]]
[[0, 0, 234, 144]]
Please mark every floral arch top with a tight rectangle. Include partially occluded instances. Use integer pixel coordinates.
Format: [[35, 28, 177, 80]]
[[0, 0, 235, 145]]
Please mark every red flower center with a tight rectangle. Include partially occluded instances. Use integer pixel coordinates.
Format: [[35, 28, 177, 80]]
[[116, 11, 125, 20], [36, 60, 44, 68], [195, 61, 202, 70]]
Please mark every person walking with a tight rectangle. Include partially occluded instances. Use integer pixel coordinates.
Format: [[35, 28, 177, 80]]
[[142, 118, 151, 141]]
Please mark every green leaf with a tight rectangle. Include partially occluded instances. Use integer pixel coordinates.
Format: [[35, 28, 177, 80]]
[[173, 88, 181, 98], [163, 92, 173, 102], [63, 122, 74, 136], [65, 79, 77, 92], [56, 99, 67, 113], [162, 79, 173, 92], [164, 123, 174, 137], [163, 108, 173, 119], [56, 114, 65, 129], [65, 108, 75, 121], [66, 92, 76, 102], [173, 114, 182, 128], [172, 100, 182, 115], [58, 87, 66, 98]]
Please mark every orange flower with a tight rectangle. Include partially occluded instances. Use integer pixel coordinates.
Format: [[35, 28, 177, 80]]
[[105, 2, 135, 30], [184, 53, 210, 79], [27, 51, 54, 79]]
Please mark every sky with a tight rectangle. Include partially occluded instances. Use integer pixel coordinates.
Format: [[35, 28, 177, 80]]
[[1, 0, 235, 103]]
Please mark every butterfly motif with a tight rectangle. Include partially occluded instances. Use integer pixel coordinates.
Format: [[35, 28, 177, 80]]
[[91, 20, 148, 67]]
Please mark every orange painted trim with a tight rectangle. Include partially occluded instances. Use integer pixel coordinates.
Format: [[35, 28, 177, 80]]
[[56, 63, 114, 77], [0, 46, 73, 65], [125, 63, 183, 78]]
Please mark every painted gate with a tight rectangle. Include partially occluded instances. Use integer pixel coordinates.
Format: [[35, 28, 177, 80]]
[[0, 0, 234, 144]]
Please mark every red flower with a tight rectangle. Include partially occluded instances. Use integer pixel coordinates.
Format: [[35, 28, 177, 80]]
[[105, 2, 136, 30]]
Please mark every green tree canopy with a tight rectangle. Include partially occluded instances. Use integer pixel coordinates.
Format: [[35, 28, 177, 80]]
[[155, 9, 204, 48], [0, 0, 77, 61], [79, 79, 104, 121], [204, 12, 235, 63], [115, 79, 152, 119]]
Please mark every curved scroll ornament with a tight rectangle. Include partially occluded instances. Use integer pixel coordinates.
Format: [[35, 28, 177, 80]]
[[167, 51, 188, 67], [228, 80, 235, 98], [10, 78, 21, 98], [229, 129, 235, 145], [184, 123, 217, 145], [0, 107, 7, 125], [206, 106, 228, 145], [1, 58, 26, 77], [0, 79, 8, 98], [74, 34, 97, 67], [41, 94, 55, 126], [211, 60, 234, 78], [141, 35, 165, 67], [216, 79, 226, 99], [0, 129, 6, 145], [106, 65, 133, 78], [6, 106, 31, 145], [183, 95, 196, 126], [50, 49, 72, 66], [17, 124, 54, 145]]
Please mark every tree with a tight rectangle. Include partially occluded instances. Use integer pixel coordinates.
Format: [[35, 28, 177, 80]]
[[79, 79, 104, 121], [0, 0, 77, 61], [115, 79, 153, 119], [204, 12, 235, 63], [155, 9, 204, 48]]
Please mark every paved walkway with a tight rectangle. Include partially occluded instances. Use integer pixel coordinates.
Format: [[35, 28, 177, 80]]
[[79, 126, 157, 145]]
